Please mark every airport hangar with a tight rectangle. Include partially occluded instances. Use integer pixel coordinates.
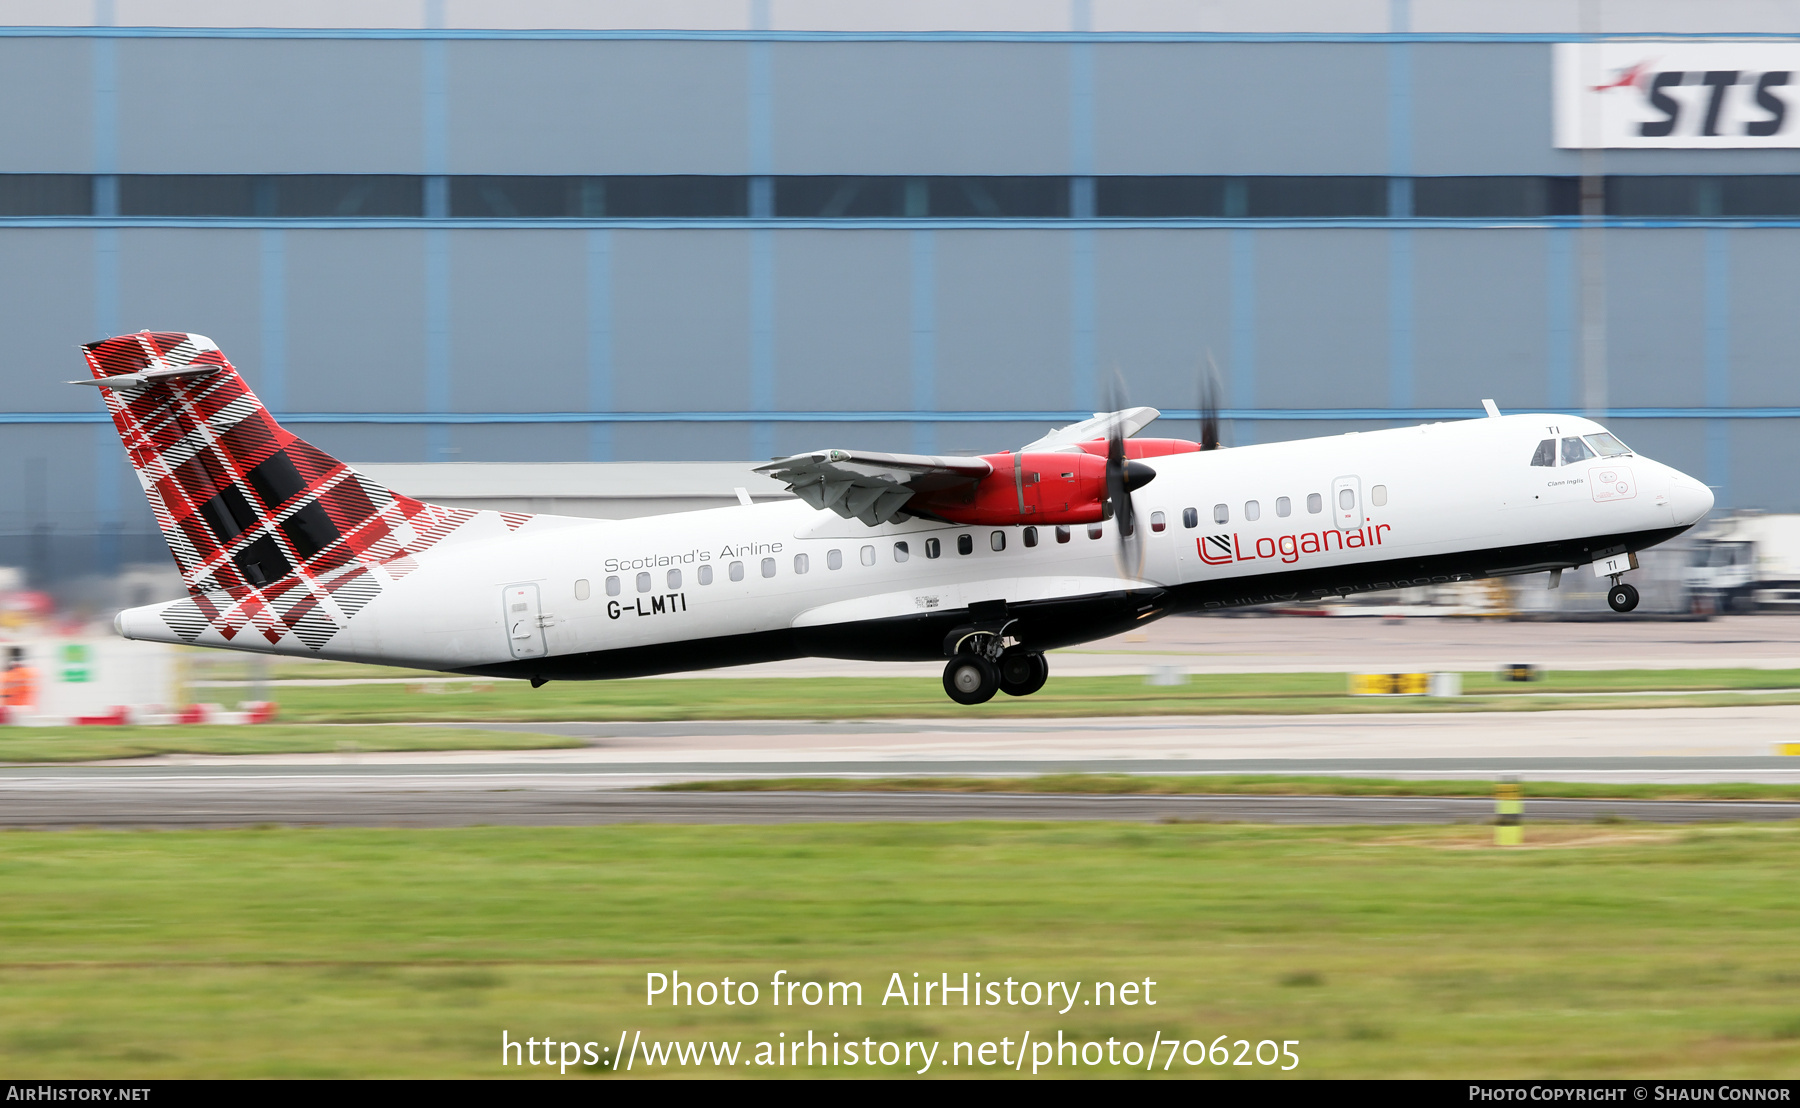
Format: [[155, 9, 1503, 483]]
[[3, 0, 1800, 592]]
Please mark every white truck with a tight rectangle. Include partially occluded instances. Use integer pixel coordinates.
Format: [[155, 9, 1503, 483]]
[[1684, 513, 1800, 612]]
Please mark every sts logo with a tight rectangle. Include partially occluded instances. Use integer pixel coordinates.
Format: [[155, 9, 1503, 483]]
[[1556, 44, 1800, 149]]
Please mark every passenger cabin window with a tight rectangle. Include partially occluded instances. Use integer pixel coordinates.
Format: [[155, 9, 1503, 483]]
[[860, 545, 876, 567], [1213, 503, 1229, 524], [1088, 524, 1104, 540], [1182, 507, 1198, 529], [698, 564, 713, 585], [667, 568, 681, 589], [1561, 436, 1595, 465], [1307, 493, 1323, 514], [606, 575, 621, 596], [1055, 525, 1071, 544], [1023, 526, 1038, 547], [1245, 500, 1260, 522], [793, 554, 808, 575], [1150, 511, 1166, 533], [1338, 488, 1355, 510], [1530, 438, 1556, 467], [925, 537, 941, 559], [1276, 497, 1291, 518], [761, 557, 777, 578], [636, 571, 652, 593], [991, 531, 1006, 551], [893, 541, 909, 563], [957, 534, 973, 555], [827, 549, 842, 570], [1370, 485, 1388, 507], [574, 578, 589, 601], [730, 560, 745, 581]]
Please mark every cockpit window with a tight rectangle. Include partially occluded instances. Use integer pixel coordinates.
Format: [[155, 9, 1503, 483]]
[[1560, 436, 1595, 465], [1583, 432, 1631, 458], [1530, 439, 1556, 467]]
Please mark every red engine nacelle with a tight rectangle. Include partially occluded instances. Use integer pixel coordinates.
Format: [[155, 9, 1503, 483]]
[[1071, 437, 1201, 460], [910, 451, 1114, 526]]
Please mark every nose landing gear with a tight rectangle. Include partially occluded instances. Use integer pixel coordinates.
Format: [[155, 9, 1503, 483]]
[[1606, 579, 1640, 613]]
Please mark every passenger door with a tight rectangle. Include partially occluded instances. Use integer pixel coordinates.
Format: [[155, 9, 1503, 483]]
[[503, 583, 546, 660], [1331, 476, 1363, 531]]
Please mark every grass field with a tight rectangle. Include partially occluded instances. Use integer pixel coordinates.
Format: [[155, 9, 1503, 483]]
[[256, 668, 1800, 723], [2, 822, 1798, 1078], [656, 773, 1800, 803], [0, 725, 575, 763]]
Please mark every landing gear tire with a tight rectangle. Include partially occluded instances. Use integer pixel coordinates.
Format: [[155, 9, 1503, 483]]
[[1607, 582, 1640, 613], [999, 653, 1049, 697], [943, 655, 1001, 705]]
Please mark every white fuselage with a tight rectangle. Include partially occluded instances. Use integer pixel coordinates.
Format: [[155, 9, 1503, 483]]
[[117, 414, 1713, 677]]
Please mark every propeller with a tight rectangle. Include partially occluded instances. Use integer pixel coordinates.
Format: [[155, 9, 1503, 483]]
[[1200, 350, 1224, 451], [1103, 370, 1157, 579]]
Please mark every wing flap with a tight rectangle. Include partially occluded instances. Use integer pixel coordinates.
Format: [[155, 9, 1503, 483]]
[[756, 449, 994, 526]]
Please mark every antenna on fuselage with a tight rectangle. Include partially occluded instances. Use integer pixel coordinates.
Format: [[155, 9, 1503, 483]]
[[1481, 399, 1501, 418]]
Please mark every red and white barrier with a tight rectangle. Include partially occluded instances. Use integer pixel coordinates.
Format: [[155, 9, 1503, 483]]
[[0, 638, 277, 726]]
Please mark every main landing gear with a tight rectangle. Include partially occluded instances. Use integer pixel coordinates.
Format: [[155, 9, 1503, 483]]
[[1607, 579, 1640, 613], [942, 649, 1049, 704]]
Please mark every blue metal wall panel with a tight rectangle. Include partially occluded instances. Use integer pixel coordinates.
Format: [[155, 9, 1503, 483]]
[[0, 231, 100, 411], [1255, 229, 1389, 408], [0, 39, 91, 171], [1606, 230, 1706, 408], [284, 230, 428, 411], [448, 230, 586, 414], [773, 230, 911, 411], [1093, 43, 1387, 173], [610, 228, 751, 414], [772, 43, 1070, 174], [1092, 229, 1232, 420], [935, 231, 1071, 411], [1726, 229, 1800, 408], [1412, 228, 1549, 410], [447, 41, 752, 174], [115, 39, 424, 172]]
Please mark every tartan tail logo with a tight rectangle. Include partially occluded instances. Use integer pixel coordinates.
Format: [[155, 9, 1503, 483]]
[[84, 331, 523, 652]]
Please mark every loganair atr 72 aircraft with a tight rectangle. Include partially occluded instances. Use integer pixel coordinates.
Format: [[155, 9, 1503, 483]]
[[87, 331, 1712, 704]]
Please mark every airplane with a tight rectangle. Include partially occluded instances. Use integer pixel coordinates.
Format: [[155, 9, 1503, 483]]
[[87, 331, 1713, 704]]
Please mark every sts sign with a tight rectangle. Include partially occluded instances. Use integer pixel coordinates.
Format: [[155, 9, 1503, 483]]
[[1554, 43, 1799, 148]]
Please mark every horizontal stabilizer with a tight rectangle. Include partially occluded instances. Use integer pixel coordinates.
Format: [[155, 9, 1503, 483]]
[[68, 362, 225, 390]]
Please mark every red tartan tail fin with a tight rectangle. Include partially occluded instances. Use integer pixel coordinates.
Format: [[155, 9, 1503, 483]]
[[85, 331, 477, 650]]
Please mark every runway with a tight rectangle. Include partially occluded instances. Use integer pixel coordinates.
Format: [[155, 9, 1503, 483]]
[[417, 703, 1800, 766], [2, 699, 1797, 828], [0, 770, 1794, 829]]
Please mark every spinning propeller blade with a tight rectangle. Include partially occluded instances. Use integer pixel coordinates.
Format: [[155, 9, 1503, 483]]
[[1200, 350, 1224, 452], [1103, 370, 1156, 579]]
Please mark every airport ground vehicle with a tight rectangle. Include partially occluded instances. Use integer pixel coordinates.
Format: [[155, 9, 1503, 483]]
[[1684, 514, 1800, 612]]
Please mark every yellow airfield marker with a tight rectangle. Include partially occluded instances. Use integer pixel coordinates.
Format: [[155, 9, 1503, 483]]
[[1495, 779, 1523, 846], [1777, 743, 1800, 757], [1349, 672, 1429, 696]]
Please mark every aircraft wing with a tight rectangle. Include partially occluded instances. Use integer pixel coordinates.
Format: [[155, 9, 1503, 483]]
[[755, 449, 994, 526], [1020, 406, 1161, 452]]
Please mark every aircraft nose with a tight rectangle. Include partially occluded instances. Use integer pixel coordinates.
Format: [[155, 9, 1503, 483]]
[[1668, 472, 1715, 526]]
